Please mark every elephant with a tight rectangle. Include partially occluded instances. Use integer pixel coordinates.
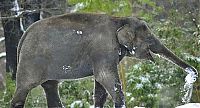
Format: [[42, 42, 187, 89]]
[[11, 13, 198, 108]]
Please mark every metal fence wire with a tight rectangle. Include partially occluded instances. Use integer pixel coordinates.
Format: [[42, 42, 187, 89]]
[[0, 0, 67, 20]]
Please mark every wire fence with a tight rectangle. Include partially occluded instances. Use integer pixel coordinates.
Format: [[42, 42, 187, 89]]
[[0, 0, 68, 20]]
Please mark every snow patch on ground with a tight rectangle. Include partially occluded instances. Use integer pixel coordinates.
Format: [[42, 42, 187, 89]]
[[134, 106, 145, 108], [90, 104, 146, 108], [70, 100, 83, 108], [90, 105, 94, 108], [70, 3, 86, 13], [176, 103, 200, 108], [135, 83, 143, 89], [183, 53, 200, 63], [140, 76, 150, 83], [133, 64, 142, 70]]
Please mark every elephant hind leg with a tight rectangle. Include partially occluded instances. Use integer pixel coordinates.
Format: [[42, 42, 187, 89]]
[[41, 80, 63, 108], [11, 81, 39, 108], [94, 80, 108, 107], [11, 60, 46, 108]]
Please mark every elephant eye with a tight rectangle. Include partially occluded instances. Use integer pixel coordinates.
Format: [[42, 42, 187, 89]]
[[127, 31, 135, 40], [127, 31, 132, 36]]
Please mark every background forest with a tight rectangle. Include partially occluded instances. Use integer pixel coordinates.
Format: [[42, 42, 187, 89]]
[[0, 0, 200, 108]]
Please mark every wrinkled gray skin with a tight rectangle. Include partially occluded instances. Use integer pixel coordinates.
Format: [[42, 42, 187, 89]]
[[11, 13, 198, 108]]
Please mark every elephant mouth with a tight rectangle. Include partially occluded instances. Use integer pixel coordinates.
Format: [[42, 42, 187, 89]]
[[148, 50, 155, 62], [128, 46, 155, 62]]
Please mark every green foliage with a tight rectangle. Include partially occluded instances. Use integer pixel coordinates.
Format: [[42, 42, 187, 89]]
[[134, 0, 163, 21], [59, 78, 94, 107], [25, 87, 47, 107], [125, 60, 186, 107], [68, 0, 132, 16], [126, 62, 160, 107], [0, 74, 15, 107]]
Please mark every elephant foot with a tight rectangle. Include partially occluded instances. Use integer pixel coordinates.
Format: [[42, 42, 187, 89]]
[[115, 104, 126, 108], [11, 102, 24, 108]]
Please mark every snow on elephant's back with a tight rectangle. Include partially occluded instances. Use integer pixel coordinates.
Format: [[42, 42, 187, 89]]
[[176, 103, 200, 108]]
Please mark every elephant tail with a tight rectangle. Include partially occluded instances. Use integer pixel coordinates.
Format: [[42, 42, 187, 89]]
[[17, 30, 28, 64]]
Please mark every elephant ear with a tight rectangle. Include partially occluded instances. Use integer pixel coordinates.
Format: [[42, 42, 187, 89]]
[[117, 25, 135, 51]]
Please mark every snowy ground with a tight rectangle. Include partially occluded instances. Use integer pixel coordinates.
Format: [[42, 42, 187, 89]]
[[176, 103, 200, 108]]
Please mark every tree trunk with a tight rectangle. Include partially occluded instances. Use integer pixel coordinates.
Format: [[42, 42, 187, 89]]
[[20, 0, 41, 30], [0, 0, 23, 79], [40, 0, 67, 18]]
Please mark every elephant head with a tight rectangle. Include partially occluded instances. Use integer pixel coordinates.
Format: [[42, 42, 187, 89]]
[[117, 17, 198, 77]]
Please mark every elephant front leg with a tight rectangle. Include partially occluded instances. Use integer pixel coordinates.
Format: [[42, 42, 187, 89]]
[[94, 80, 108, 107], [93, 60, 125, 108]]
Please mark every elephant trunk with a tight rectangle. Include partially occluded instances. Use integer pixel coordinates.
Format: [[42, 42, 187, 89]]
[[159, 45, 192, 70], [149, 37, 197, 75]]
